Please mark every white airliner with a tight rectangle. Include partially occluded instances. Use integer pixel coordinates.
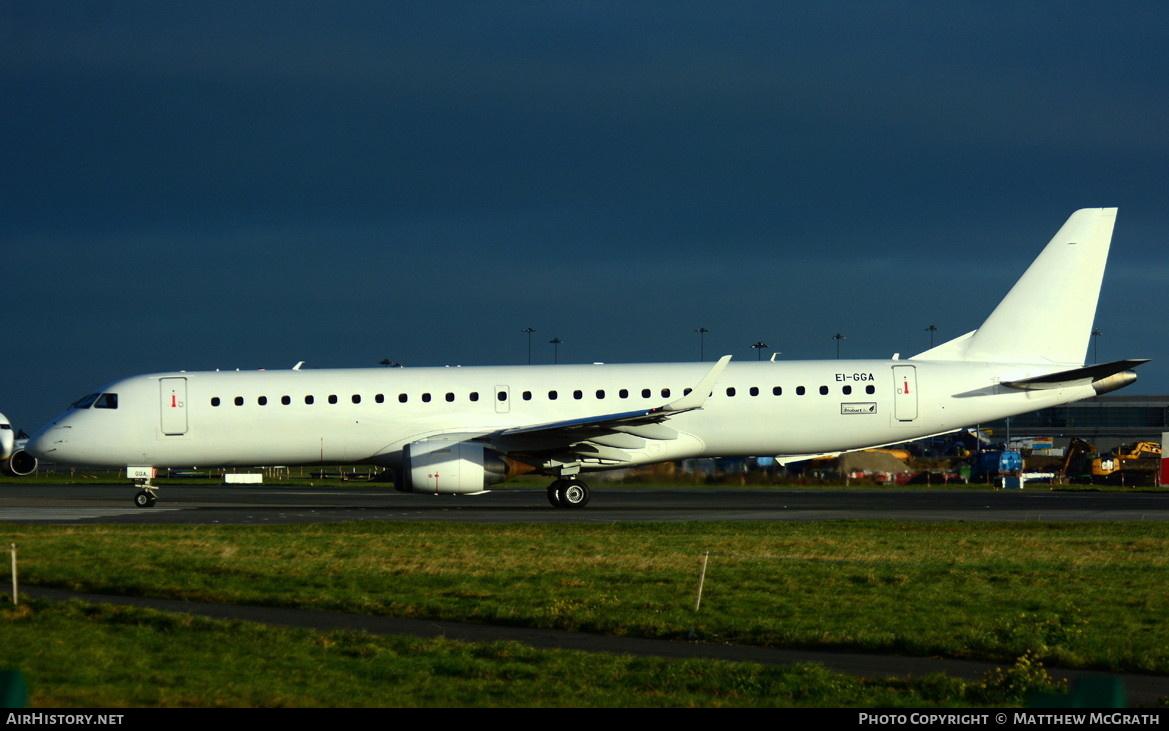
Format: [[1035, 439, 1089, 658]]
[[0, 411, 37, 477], [26, 208, 1145, 508]]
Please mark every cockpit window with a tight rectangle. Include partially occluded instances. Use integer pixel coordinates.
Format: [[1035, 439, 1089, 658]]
[[94, 393, 118, 409], [71, 393, 100, 409]]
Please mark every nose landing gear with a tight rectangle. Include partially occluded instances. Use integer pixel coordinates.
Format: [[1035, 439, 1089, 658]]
[[128, 469, 159, 508]]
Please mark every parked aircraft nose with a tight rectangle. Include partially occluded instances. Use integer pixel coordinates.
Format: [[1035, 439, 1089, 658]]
[[0, 424, 13, 461]]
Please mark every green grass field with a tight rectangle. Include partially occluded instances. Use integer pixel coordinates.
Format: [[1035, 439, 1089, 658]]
[[1, 519, 1166, 706], [4, 600, 1044, 708]]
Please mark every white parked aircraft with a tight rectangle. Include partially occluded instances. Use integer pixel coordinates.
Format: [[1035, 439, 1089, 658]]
[[26, 208, 1144, 508], [0, 411, 37, 477]]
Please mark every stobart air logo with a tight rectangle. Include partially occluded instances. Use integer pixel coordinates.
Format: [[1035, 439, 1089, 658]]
[[841, 402, 877, 415]]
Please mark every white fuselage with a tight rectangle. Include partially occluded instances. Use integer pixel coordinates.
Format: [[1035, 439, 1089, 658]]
[[23, 207, 1138, 507], [26, 358, 1097, 472]]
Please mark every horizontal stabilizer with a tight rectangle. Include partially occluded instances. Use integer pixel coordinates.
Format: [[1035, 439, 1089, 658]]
[[1002, 359, 1148, 392]]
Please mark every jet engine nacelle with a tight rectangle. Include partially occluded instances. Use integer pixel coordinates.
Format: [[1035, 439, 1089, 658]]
[[2, 449, 38, 477], [398, 439, 508, 494], [0, 411, 36, 476]]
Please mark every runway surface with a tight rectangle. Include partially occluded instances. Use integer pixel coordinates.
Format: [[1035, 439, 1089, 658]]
[[6, 482, 1169, 705], [3, 482, 1169, 524]]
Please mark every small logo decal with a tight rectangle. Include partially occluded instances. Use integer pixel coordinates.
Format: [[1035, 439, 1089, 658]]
[[841, 402, 878, 415]]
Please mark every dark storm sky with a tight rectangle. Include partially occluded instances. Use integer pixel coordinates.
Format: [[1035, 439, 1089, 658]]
[[4, 1, 1167, 429]]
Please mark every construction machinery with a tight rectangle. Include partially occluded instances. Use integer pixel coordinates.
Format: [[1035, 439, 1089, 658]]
[[1061, 439, 1161, 485]]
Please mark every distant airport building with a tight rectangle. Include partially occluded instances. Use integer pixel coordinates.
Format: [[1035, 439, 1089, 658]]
[[983, 394, 1169, 451]]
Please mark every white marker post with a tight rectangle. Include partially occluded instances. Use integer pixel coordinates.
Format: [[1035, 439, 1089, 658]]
[[694, 553, 710, 612], [9, 544, 16, 607]]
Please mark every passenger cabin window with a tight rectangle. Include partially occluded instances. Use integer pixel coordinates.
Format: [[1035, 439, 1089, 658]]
[[796, 387, 806, 396], [305, 395, 315, 405], [398, 393, 408, 403], [282, 395, 291, 405], [352, 394, 361, 404], [819, 386, 829, 395], [772, 386, 782, 396], [866, 385, 876, 394], [258, 396, 268, 406], [211, 397, 221, 407], [749, 387, 759, 396], [619, 389, 629, 398], [469, 392, 480, 402], [548, 390, 558, 400], [328, 395, 338, 404], [422, 393, 432, 403], [641, 389, 651, 398], [375, 394, 385, 403], [234, 396, 244, 406], [446, 392, 455, 402], [726, 387, 736, 397]]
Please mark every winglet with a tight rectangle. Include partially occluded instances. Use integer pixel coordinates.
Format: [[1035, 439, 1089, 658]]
[[662, 355, 732, 413]]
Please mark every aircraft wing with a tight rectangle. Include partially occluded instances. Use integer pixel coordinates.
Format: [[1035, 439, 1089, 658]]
[[481, 355, 732, 461], [500, 355, 730, 435]]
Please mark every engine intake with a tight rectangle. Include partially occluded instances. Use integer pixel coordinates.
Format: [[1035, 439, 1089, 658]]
[[2, 449, 38, 477], [398, 439, 509, 494]]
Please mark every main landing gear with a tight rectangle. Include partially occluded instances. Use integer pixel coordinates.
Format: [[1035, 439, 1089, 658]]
[[547, 478, 590, 509]]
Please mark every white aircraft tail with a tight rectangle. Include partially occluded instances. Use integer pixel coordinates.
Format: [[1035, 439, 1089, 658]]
[[912, 208, 1117, 366]]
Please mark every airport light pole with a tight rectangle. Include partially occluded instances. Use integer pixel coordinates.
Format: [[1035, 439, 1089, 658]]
[[522, 328, 535, 365], [925, 324, 938, 348], [1092, 329, 1102, 363], [752, 341, 768, 360], [833, 333, 846, 359], [549, 337, 562, 364], [694, 328, 709, 361]]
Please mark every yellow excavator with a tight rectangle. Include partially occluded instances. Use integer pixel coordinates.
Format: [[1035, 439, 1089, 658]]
[[1062, 439, 1161, 485]]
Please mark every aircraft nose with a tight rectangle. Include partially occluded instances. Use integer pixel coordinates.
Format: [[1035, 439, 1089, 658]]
[[24, 424, 64, 459], [24, 433, 47, 459]]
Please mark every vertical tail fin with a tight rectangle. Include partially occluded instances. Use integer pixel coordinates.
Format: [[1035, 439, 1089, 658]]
[[912, 208, 1117, 365]]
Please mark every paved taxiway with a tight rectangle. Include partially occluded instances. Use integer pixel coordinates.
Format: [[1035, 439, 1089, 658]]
[[3, 483, 1169, 524], [6, 483, 1169, 705]]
